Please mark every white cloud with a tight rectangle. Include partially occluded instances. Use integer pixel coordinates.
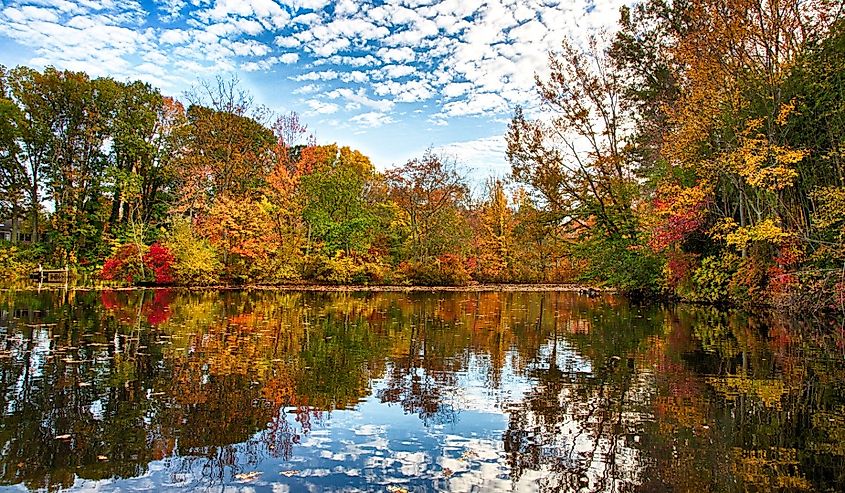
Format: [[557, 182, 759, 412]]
[[275, 35, 301, 47], [434, 135, 510, 179], [339, 70, 368, 83], [313, 54, 378, 67], [373, 79, 433, 103], [349, 111, 394, 128], [293, 83, 320, 94], [0, 0, 632, 131], [381, 64, 415, 79], [291, 0, 331, 11], [326, 87, 394, 112], [160, 28, 190, 44], [155, 0, 187, 21], [292, 70, 339, 81], [376, 46, 416, 63], [198, 0, 290, 29], [440, 92, 509, 117], [242, 52, 299, 71], [290, 12, 322, 26], [305, 99, 339, 114]]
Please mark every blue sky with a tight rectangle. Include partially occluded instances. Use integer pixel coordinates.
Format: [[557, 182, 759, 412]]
[[0, 0, 628, 180]]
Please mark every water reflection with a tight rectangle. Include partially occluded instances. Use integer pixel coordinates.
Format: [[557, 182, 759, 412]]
[[0, 289, 843, 492]]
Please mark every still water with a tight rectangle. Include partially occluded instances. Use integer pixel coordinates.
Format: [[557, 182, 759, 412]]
[[0, 289, 843, 492]]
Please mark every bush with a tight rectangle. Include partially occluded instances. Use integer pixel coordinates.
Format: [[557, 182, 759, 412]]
[[309, 252, 390, 285], [101, 244, 148, 283], [143, 243, 175, 284], [100, 242, 176, 285], [573, 236, 664, 297], [162, 219, 222, 286], [0, 245, 39, 280], [398, 254, 473, 286], [686, 253, 739, 303]]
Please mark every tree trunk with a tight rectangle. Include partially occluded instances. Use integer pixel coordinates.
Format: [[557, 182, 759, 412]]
[[30, 181, 38, 243], [11, 206, 18, 244]]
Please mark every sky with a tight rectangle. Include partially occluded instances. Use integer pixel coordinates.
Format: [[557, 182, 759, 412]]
[[0, 0, 630, 180]]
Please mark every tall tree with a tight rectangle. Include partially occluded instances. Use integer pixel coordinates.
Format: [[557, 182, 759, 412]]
[[507, 37, 638, 239], [6, 66, 53, 242], [385, 150, 469, 260], [107, 80, 164, 229], [300, 145, 383, 255], [0, 67, 27, 241], [38, 69, 117, 261], [473, 179, 517, 281]]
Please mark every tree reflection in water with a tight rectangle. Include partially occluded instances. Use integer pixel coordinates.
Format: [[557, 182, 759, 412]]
[[0, 289, 843, 492]]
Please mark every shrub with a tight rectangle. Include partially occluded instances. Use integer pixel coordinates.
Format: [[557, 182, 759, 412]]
[[398, 254, 473, 286], [310, 252, 390, 285], [142, 243, 175, 284], [100, 242, 177, 285], [101, 244, 148, 283], [687, 253, 739, 303], [572, 236, 664, 297], [0, 245, 39, 280], [162, 218, 222, 286]]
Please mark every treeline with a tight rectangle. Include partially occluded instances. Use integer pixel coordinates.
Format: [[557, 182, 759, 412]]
[[1, 0, 844, 313], [0, 70, 567, 286]]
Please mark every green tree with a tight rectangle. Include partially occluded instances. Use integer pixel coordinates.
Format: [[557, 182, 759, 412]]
[[0, 67, 28, 240], [300, 145, 383, 255], [5, 66, 53, 243], [107, 81, 171, 231]]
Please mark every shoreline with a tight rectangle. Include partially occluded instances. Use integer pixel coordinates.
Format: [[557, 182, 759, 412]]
[[1, 283, 614, 293]]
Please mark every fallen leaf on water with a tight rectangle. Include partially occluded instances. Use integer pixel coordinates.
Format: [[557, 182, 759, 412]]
[[234, 471, 261, 481], [386, 486, 409, 493], [280, 470, 299, 477], [459, 449, 478, 461], [442, 467, 453, 477]]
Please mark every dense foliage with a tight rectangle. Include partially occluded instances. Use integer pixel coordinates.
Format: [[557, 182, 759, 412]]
[[0, 0, 843, 314], [0, 72, 546, 287], [507, 0, 845, 312]]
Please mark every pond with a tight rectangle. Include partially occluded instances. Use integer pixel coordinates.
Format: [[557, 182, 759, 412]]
[[0, 289, 843, 492]]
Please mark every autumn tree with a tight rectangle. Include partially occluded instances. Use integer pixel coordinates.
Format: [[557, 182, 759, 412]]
[[473, 179, 517, 281], [107, 81, 180, 231], [607, 0, 844, 304], [176, 77, 275, 215], [36, 69, 120, 261], [385, 149, 469, 261], [507, 37, 662, 293], [508, 37, 638, 239], [5, 66, 53, 243], [197, 196, 286, 283], [0, 67, 27, 240]]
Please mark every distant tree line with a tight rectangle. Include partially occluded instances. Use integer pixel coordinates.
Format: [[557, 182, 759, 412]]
[[0, 69, 570, 287]]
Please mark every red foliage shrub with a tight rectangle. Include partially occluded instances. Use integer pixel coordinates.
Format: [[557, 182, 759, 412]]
[[100, 244, 144, 283], [101, 242, 175, 285], [143, 243, 175, 284], [666, 251, 696, 289], [649, 211, 705, 251]]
